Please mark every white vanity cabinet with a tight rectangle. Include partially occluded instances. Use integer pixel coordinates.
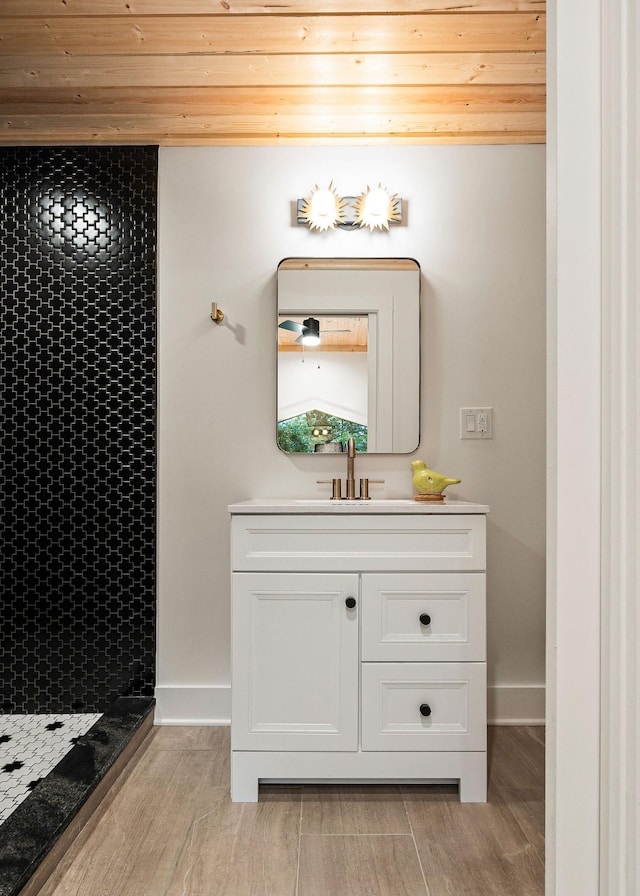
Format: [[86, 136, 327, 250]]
[[229, 500, 489, 803]]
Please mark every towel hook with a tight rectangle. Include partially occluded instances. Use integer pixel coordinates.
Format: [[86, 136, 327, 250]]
[[211, 302, 224, 324]]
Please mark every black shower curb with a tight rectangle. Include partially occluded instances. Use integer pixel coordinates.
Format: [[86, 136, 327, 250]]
[[0, 696, 155, 896]]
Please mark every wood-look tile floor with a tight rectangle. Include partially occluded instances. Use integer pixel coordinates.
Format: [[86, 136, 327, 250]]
[[40, 725, 544, 896]]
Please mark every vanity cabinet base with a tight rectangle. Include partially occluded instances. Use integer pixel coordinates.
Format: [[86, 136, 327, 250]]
[[231, 749, 487, 803], [229, 504, 490, 806]]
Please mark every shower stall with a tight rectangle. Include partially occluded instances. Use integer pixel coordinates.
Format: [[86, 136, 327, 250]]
[[0, 146, 157, 895]]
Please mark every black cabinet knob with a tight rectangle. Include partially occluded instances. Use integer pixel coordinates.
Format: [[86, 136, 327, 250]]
[[419, 613, 431, 626], [419, 703, 432, 717], [345, 597, 356, 609]]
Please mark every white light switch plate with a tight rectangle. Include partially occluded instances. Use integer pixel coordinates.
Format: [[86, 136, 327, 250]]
[[460, 407, 493, 439]]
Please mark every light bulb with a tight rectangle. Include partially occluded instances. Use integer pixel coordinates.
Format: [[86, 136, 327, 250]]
[[355, 184, 401, 231], [300, 183, 346, 231]]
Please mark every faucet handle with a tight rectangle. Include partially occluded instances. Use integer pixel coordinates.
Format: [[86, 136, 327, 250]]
[[317, 479, 343, 500], [359, 479, 385, 500]]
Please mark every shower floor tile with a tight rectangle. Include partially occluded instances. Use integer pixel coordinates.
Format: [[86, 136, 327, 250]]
[[0, 714, 102, 824]]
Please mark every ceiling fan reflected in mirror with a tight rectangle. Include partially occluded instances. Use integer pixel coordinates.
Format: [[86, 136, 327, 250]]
[[278, 316, 351, 347]]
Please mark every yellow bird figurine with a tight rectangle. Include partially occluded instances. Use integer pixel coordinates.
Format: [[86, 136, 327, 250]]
[[411, 460, 461, 497]]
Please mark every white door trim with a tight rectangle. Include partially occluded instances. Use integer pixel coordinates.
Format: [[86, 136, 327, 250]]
[[548, 1, 602, 893], [551, 1, 640, 892], [599, 1, 640, 891]]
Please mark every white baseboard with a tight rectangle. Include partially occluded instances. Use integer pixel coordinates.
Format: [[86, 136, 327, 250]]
[[154, 683, 544, 727], [488, 685, 545, 725], [154, 685, 231, 725]]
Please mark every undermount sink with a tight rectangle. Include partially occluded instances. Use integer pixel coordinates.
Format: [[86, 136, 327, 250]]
[[287, 498, 415, 505]]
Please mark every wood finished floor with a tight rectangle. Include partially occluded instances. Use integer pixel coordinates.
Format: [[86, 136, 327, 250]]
[[40, 725, 544, 896]]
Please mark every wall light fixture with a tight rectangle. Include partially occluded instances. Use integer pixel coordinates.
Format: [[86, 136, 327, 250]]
[[297, 183, 403, 232]]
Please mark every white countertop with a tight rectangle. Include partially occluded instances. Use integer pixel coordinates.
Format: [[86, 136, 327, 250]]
[[228, 498, 490, 514]]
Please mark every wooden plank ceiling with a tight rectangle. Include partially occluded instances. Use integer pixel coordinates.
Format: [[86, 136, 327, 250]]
[[0, 0, 546, 146], [278, 316, 369, 352]]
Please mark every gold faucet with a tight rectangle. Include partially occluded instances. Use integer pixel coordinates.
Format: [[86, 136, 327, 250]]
[[345, 437, 357, 499], [317, 437, 384, 499]]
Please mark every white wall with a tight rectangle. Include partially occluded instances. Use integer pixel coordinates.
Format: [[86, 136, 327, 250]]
[[156, 145, 546, 724], [278, 350, 368, 425]]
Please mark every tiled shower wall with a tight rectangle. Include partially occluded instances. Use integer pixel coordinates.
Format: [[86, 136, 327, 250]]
[[0, 147, 157, 713]]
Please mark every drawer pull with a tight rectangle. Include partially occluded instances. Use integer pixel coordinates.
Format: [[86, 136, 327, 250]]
[[345, 596, 357, 609], [419, 613, 432, 626], [419, 703, 432, 718]]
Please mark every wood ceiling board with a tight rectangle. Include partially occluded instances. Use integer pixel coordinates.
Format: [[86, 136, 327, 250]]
[[0, 111, 546, 135], [0, 52, 546, 90], [1, 1, 547, 16], [0, 14, 545, 56], [0, 85, 547, 116]]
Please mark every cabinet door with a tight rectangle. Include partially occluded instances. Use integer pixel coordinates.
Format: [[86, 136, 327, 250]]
[[232, 572, 359, 751]]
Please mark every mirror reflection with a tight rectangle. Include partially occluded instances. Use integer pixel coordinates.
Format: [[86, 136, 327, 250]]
[[278, 314, 369, 452], [277, 258, 420, 454]]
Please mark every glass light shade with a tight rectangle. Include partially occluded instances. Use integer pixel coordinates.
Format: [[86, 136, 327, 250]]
[[300, 184, 345, 231], [356, 185, 401, 231]]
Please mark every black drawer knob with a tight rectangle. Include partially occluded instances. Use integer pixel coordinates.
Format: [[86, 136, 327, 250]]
[[345, 596, 356, 609], [419, 703, 432, 717], [419, 613, 431, 626]]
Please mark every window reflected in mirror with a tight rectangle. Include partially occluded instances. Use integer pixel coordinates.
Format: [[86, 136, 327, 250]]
[[277, 410, 368, 454]]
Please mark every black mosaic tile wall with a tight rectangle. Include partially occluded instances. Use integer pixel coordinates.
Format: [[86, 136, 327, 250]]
[[0, 147, 157, 714]]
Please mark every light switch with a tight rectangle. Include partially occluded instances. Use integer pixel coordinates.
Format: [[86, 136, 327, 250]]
[[460, 407, 493, 439]]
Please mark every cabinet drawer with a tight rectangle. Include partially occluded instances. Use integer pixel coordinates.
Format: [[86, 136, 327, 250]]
[[361, 573, 485, 662], [231, 514, 486, 573], [361, 662, 486, 752]]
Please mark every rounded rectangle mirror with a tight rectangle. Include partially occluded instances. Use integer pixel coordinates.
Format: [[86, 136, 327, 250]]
[[277, 258, 420, 454]]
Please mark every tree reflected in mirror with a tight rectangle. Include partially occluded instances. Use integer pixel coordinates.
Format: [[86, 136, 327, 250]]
[[277, 410, 367, 454]]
